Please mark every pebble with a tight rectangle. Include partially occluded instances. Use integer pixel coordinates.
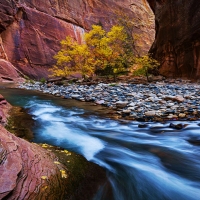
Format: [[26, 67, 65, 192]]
[[96, 100, 105, 105], [179, 113, 186, 118], [145, 111, 156, 117], [116, 101, 129, 108], [19, 80, 200, 121], [122, 109, 131, 114]]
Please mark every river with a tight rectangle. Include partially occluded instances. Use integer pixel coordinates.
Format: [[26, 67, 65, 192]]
[[1, 87, 200, 200]]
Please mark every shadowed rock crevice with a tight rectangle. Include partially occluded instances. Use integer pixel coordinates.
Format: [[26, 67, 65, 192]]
[[147, 0, 200, 78]]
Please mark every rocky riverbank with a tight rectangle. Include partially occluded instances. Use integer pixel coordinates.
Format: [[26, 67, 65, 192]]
[[0, 93, 107, 199], [19, 79, 200, 122]]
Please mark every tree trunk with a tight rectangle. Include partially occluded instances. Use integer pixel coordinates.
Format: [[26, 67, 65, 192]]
[[113, 74, 117, 82]]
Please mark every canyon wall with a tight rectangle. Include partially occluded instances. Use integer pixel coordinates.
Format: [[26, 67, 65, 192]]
[[0, 96, 67, 199], [0, 0, 154, 79], [148, 0, 200, 78]]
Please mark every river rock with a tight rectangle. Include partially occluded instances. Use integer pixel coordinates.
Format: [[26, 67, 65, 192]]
[[145, 111, 156, 117], [116, 101, 129, 108], [167, 114, 174, 119], [122, 109, 131, 114], [169, 123, 188, 130], [179, 113, 186, 118], [167, 103, 175, 107], [52, 90, 60, 95], [19, 80, 200, 121], [71, 94, 81, 99], [138, 123, 149, 128], [175, 95, 185, 103], [96, 100, 105, 105]]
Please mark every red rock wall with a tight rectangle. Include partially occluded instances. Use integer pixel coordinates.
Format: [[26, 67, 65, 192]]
[[0, 59, 21, 81], [148, 0, 200, 78], [0, 96, 68, 199], [0, 0, 154, 79], [0, 128, 68, 199]]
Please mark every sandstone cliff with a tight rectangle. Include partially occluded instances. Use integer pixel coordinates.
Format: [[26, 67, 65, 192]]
[[148, 0, 200, 78], [0, 96, 68, 199], [0, 0, 154, 79]]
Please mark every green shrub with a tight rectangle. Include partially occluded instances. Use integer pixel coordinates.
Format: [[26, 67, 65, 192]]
[[40, 78, 46, 84]]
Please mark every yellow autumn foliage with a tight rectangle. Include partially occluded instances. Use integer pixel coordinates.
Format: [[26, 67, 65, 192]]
[[50, 25, 134, 79], [133, 55, 160, 81]]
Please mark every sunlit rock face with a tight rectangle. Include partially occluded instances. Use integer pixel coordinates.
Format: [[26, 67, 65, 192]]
[[0, 59, 22, 82], [148, 0, 200, 78], [0, 0, 154, 79]]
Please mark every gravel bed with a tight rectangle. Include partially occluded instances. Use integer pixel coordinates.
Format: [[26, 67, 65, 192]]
[[19, 80, 200, 121]]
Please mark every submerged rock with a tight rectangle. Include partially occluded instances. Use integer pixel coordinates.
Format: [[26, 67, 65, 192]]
[[138, 123, 149, 128], [169, 123, 188, 130]]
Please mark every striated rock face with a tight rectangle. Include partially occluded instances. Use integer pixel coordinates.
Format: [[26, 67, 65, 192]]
[[0, 95, 64, 199], [0, 97, 68, 199], [0, 59, 22, 82], [148, 0, 200, 78], [0, 0, 154, 79], [0, 128, 68, 200], [0, 94, 11, 124]]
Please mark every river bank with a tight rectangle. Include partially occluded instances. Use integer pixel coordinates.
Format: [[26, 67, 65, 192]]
[[19, 79, 200, 122], [0, 88, 108, 200]]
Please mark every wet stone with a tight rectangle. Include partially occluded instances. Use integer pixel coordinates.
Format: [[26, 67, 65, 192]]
[[145, 111, 156, 117], [116, 101, 129, 108], [138, 124, 149, 128], [169, 123, 188, 130], [179, 113, 186, 118]]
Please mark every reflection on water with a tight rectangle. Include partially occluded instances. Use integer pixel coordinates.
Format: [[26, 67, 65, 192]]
[[1, 88, 200, 200]]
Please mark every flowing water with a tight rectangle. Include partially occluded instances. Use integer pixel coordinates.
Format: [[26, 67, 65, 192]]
[[1, 87, 200, 200]]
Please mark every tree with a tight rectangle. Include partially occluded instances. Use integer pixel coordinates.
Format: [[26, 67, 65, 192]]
[[51, 25, 133, 80], [85, 25, 134, 80], [133, 55, 160, 82], [105, 25, 134, 80], [115, 9, 141, 56], [84, 25, 110, 72], [50, 37, 95, 78]]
